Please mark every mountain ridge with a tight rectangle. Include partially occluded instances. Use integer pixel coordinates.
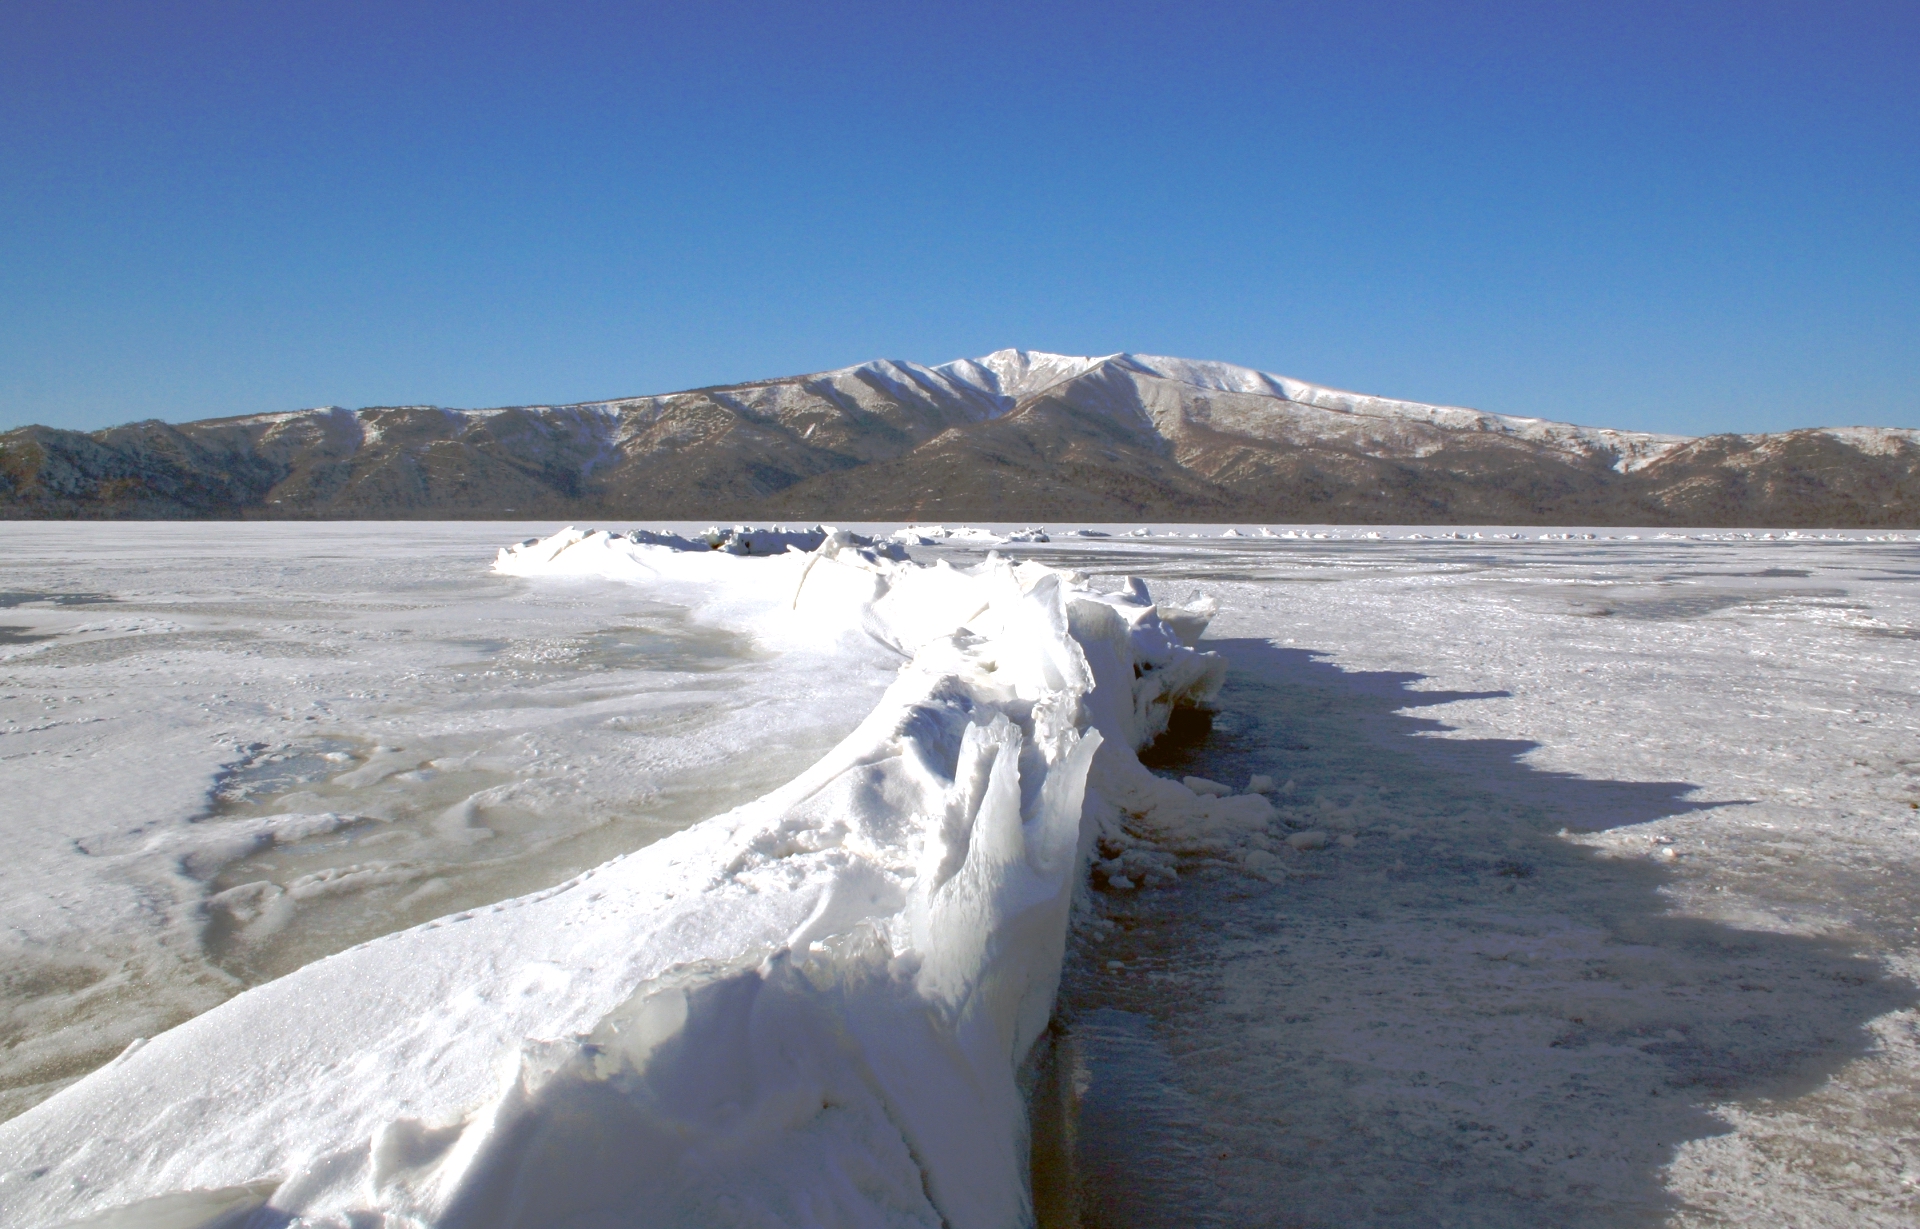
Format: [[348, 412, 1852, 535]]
[[3, 350, 1916, 525]]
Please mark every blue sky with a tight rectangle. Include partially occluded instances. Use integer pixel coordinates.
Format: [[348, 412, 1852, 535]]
[[3, 1, 1915, 435]]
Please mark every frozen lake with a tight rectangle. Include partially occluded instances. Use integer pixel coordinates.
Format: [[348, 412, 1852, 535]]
[[0, 522, 903, 1120], [1, 522, 1916, 1226], [982, 529, 1920, 1228]]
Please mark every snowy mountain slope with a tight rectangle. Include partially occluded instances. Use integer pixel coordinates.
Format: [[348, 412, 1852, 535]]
[[1115, 353, 1692, 472], [2, 350, 1916, 525]]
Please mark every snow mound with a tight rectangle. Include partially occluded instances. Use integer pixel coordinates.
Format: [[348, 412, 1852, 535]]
[[0, 529, 1228, 1228]]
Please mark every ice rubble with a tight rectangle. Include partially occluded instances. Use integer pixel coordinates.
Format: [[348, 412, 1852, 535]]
[[508, 523, 911, 559], [887, 525, 1051, 546], [0, 527, 1241, 1229]]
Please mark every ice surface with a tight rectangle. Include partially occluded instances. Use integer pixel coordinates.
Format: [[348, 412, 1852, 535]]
[[4, 522, 1919, 1227], [0, 523, 902, 1122], [953, 527, 1920, 1228], [0, 526, 1228, 1228]]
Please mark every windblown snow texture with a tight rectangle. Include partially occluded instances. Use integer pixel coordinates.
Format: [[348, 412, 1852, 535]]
[[0, 528, 1227, 1229]]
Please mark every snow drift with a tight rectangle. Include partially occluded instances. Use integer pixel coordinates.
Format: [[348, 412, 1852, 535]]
[[0, 527, 1228, 1228]]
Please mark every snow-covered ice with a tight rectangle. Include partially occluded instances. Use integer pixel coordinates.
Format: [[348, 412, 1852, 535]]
[[0, 523, 905, 1123], [0, 523, 1229, 1227], [1, 521, 1917, 1228], [983, 526, 1920, 1228]]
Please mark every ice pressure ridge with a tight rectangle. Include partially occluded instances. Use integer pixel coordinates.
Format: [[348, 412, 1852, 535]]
[[0, 526, 1242, 1228]]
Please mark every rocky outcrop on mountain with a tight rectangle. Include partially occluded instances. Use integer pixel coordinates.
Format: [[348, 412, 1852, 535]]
[[2, 351, 1916, 525]]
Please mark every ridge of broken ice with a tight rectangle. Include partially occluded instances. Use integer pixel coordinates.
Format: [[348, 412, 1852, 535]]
[[0, 527, 1232, 1228]]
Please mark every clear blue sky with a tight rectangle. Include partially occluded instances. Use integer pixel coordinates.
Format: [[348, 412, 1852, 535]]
[[3, 1, 1915, 435]]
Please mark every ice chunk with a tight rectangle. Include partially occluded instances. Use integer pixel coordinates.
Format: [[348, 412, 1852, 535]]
[[1155, 595, 1219, 649], [1243, 848, 1287, 881]]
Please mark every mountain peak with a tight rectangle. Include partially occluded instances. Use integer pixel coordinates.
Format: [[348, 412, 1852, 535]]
[[2, 349, 1915, 525]]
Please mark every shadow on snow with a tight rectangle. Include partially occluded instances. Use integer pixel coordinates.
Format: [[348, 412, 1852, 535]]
[[1039, 638, 1912, 1229]]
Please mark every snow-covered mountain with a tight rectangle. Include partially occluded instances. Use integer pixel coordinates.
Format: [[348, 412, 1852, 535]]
[[3, 350, 1916, 525]]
